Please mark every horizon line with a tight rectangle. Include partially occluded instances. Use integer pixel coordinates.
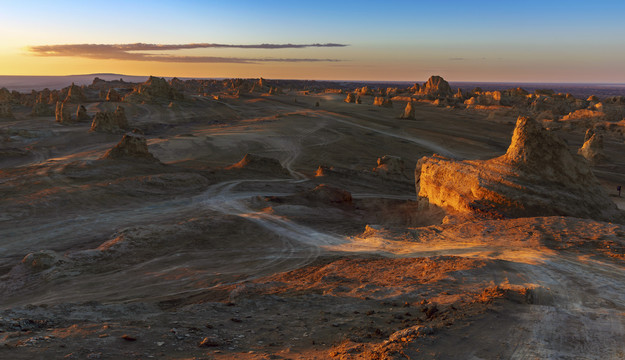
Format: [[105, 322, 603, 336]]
[[1, 73, 625, 86]]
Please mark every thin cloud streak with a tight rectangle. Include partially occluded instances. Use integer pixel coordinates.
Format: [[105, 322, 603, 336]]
[[27, 43, 348, 63]]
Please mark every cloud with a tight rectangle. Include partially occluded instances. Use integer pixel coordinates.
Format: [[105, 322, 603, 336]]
[[448, 57, 465, 61], [27, 43, 348, 63]]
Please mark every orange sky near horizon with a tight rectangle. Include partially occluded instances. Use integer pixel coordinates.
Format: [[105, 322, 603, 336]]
[[1, 1, 624, 83]]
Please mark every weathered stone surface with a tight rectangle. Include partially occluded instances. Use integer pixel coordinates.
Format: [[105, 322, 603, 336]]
[[76, 105, 90, 122], [90, 106, 128, 133], [124, 76, 183, 103], [578, 129, 607, 164], [64, 83, 87, 103], [373, 155, 408, 179], [55, 101, 73, 123], [101, 132, 157, 161], [373, 97, 393, 107], [416, 116, 622, 221]]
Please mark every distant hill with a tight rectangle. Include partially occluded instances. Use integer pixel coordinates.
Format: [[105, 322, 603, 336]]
[[0, 74, 150, 91]]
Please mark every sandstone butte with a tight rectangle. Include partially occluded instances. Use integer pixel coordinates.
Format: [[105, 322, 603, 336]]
[[415, 116, 623, 222]]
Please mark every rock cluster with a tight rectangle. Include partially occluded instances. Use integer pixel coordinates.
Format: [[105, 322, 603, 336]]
[[101, 132, 157, 161], [90, 106, 129, 133], [415, 116, 621, 221], [373, 97, 393, 107], [124, 76, 183, 103], [55, 101, 73, 123]]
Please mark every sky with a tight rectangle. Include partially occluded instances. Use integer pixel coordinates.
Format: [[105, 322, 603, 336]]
[[1, 0, 624, 83]]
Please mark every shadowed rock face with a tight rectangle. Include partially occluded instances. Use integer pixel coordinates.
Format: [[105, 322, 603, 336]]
[[416, 116, 622, 222], [76, 105, 90, 122], [90, 106, 128, 133], [101, 133, 157, 161], [64, 83, 86, 103]]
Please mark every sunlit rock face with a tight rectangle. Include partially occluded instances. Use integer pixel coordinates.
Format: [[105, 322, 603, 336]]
[[578, 129, 607, 164], [101, 132, 158, 161], [373, 96, 393, 107], [416, 116, 622, 221]]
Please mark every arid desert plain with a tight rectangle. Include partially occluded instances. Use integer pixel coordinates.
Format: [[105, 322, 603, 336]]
[[1, 76, 625, 359]]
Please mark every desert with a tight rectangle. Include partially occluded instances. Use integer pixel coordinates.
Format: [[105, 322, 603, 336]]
[[1, 74, 625, 359]]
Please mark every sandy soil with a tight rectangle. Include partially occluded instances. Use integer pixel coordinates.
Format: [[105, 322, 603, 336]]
[[1, 91, 625, 359]]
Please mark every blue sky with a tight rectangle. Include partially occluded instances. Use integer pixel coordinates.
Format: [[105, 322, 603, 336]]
[[1, 0, 624, 82]]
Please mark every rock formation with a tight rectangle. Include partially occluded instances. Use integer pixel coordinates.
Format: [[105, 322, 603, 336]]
[[64, 83, 87, 103], [0, 103, 14, 118], [226, 153, 290, 176], [106, 88, 122, 102], [76, 105, 90, 122], [31, 102, 54, 116], [344, 93, 357, 103], [373, 155, 408, 179], [124, 76, 183, 103], [415, 116, 621, 221], [400, 101, 415, 119], [101, 132, 157, 161], [303, 184, 352, 204], [373, 97, 393, 107], [55, 101, 73, 123], [90, 106, 129, 133], [578, 129, 607, 164], [418, 75, 453, 98]]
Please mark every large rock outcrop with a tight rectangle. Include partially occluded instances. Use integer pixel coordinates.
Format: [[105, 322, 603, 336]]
[[415, 116, 622, 221], [101, 132, 157, 161], [417, 76, 453, 98], [90, 106, 129, 133]]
